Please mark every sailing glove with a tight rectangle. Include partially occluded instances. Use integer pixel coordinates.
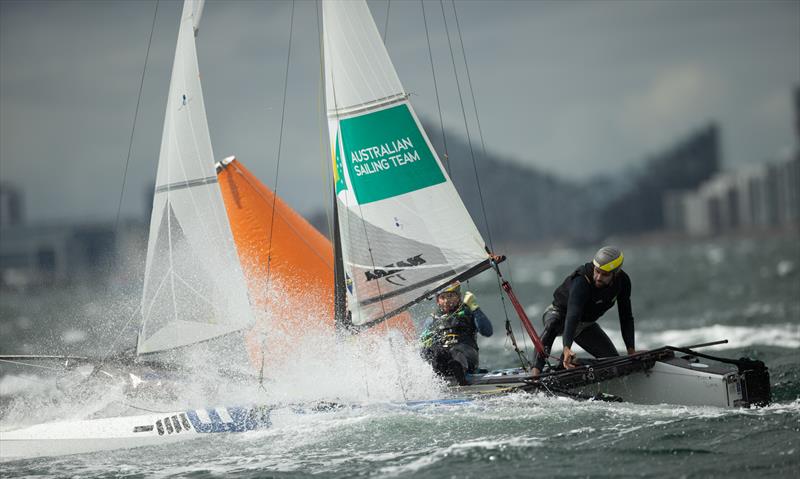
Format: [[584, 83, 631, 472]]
[[463, 292, 479, 311]]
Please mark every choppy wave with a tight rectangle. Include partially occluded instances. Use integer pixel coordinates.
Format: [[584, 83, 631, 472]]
[[636, 323, 800, 350], [0, 373, 57, 397], [480, 322, 800, 357]]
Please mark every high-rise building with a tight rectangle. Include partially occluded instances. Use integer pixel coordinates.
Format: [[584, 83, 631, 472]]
[[0, 182, 24, 227]]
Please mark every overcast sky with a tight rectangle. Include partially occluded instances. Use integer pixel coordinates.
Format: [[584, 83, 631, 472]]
[[1, 0, 798, 224]]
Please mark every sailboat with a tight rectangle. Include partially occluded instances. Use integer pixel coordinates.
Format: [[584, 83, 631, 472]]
[[0, 0, 772, 461], [318, 0, 772, 408]]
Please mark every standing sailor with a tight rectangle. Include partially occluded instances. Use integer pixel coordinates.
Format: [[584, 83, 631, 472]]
[[532, 246, 636, 376], [420, 282, 493, 385]]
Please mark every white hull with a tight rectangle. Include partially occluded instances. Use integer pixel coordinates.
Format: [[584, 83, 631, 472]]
[[575, 357, 743, 407], [462, 348, 769, 408], [0, 405, 270, 461]]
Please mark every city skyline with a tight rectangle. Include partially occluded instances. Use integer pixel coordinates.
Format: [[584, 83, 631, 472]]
[[1, 0, 798, 223]]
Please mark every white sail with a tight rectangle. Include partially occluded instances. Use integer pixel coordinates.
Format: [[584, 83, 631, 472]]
[[138, 0, 254, 355], [323, 0, 488, 328]]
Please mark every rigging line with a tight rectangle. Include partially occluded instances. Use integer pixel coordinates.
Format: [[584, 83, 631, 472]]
[[316, 0, 334, 241], [450, 0, 527, 364], [421, 0, 451, 176], [443, 0, 513, 341], [0, 358, 65, 372], [260, 0, 296, 381], [383, 0, 391, 43], [98, 302, 143, 368], [114, 0, 159, 237], [121, 402, 174, 414], [451, 0, 499, 257], [264, 0, 296, 302], [440, 0, 494, 253]]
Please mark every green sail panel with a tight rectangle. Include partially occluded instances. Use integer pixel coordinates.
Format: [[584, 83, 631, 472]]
[[339, 104, 445, 204]]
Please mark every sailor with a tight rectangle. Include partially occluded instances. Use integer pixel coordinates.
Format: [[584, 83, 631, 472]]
[[419, 282, 493, 385], [532, 246, 635, 376]]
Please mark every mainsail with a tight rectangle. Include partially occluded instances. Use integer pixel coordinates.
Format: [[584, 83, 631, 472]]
[[138, 0, 254, 355], [323, 0, 490, 330]]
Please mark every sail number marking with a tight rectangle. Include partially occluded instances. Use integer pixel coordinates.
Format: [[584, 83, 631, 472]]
[[365, 254, 426, 285]]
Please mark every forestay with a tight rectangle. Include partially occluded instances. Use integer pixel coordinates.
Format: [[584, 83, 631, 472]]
[[138, 0, 254, 355], [322, 0, 488, 329]]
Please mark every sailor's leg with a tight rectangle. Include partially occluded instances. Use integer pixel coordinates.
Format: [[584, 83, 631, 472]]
[[574, 323, 619, 359], [533, 307, 565, 372], [447, 344, 474, 385], [423, 345, 451, 377], [450, 344, 479, 373]]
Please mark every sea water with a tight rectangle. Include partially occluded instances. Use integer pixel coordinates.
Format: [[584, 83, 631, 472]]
[[1, 234, 798, 477]]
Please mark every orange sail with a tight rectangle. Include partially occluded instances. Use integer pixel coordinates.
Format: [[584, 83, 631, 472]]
[[216, 156, 415, 367], [216, 157, 334, 365]]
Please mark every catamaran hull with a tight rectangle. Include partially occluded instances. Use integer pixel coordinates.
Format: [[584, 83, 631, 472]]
[[573, 358, 745, 407], [462, 347, 771, 408], [0, 406, 271, 461]]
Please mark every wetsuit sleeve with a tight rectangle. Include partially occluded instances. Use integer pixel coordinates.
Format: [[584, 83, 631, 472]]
[[563, 277, 590, 348], [618, 277, 635, 350], [473, 309, 493, 337]]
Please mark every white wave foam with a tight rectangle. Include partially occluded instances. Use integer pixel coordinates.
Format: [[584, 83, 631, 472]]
[[637, 323, 800, 350], [257, 328, 446, 405], [61, 328, 87, 344], [481, 322, 800, 355], [0, 374, 57, 397]]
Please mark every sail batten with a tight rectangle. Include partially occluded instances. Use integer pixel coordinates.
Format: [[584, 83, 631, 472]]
[[323, 0, 488, 329], [154, 176, 218, 194]]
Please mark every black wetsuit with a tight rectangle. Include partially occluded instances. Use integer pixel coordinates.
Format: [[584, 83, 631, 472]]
[[420, 305, 493, 383], [533, 263, 634, 371]]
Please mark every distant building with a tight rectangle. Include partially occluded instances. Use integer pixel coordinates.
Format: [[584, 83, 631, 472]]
[[0, 182, 24, 227], [0, 220, 146, 289], [664, 154, 799, 236], [599, 124, 720, 237], [664, 86, 800, 237]]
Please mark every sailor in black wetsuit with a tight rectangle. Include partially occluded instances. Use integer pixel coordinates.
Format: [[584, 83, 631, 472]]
[[420, 282, 493, 385], [532, 246, 636, 376]]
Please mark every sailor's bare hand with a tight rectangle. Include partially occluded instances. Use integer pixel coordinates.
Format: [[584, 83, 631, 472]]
[[562, 346, 576, 369]]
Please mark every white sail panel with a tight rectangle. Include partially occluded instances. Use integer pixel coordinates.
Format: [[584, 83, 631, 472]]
[[138, 0, 253, 355], [323, 0, 405, 116], [323, 0, 489, 328], [328, 102, 487, 327]]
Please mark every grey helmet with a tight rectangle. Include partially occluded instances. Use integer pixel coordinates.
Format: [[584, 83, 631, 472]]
[[593, 246, 624, 273]]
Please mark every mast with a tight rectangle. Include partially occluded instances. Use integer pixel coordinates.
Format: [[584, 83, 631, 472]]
[[332, 195, 348, 331]]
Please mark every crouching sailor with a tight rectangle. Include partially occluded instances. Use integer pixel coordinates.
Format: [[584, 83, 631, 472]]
[[420, 282, 493, 385], [532, 246, 636, 377]]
